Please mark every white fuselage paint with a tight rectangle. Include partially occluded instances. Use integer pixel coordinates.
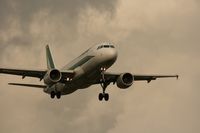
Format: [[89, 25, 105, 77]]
[[44, 42, 118, 95]]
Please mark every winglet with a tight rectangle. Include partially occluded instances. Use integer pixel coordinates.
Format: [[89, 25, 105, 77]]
[[46, 45, 55, 70], [176, 75, 179, 80]]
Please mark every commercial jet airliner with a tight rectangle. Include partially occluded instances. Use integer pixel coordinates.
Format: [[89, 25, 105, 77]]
[[0, 42, 178, 101]]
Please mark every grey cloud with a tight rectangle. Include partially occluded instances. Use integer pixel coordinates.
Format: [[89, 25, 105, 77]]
[[0, 0, 119, 57], [1, 0, 200, 133], [0, 0, 118, 26]]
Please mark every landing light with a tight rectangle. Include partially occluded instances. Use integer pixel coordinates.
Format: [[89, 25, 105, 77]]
[[100, 67, 106, 71], [66, 77, 73, 82]]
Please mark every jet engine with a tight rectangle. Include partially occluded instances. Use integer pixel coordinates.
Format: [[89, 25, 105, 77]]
[[116, 73, 133, 89], [44, 69, 62, 85]]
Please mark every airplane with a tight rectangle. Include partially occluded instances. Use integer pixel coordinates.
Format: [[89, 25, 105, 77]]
[[0, 42, 178, 101]]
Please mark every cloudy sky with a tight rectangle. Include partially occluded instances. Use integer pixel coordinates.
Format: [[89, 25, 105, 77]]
[[0, 0, 200, 133]]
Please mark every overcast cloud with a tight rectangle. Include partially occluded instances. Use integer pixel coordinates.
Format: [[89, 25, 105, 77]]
[[0, 0, 200, 133]]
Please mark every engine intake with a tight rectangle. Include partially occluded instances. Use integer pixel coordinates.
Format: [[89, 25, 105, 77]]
[[44, 69, 62, 85], [117, 73, 133, 89]]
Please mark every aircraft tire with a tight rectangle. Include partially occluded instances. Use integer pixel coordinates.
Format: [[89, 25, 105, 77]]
[[98, 93, 103, 101], [104, 93, 109, 101], [50, 91, 55, 99], [56, 92, 61, 99]]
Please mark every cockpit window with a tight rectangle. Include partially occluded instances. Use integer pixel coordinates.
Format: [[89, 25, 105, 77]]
[[97, 44, 115, 50], [104, 45, 109, 48]]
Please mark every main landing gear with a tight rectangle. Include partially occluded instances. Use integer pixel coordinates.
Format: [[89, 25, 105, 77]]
[[98, 87, 109, 101], [50, 91, 61, 99], [98, 70, 110, 101]]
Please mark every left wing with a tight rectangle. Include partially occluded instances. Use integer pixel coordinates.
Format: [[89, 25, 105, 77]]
[[133, 74, 178, 83], [97, 73, 178, 84], [0, 68, 46, 80]]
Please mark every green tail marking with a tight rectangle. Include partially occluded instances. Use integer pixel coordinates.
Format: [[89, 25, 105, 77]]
[[46, 45, 55, 70]]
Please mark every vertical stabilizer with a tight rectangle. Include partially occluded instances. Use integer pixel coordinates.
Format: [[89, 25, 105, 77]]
[[46, 45, 55, 70]]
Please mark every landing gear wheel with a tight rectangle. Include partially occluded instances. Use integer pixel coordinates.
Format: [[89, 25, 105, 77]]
[[98, 93, 103, 101], [56, 92, 61, 99], [98, 93, 109, 101], [104, 93, 109, 101], [50, 91, 55, 99]]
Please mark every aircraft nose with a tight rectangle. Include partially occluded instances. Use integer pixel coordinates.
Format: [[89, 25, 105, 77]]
[[105, 48, 118, 62]]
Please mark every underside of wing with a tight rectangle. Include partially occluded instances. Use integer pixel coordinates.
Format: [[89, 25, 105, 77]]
[[8, 83, 46, 88]]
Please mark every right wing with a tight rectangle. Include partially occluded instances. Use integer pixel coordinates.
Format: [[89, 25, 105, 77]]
[[0, 68, 75, 81], [8, 83, 46, 88], [0, 68, 46, 80], [0, 46, 75, 84]]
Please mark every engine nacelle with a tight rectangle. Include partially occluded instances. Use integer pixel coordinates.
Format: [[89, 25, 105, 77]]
[[116, 73, 133, 89], [43, 69, 62, 85]]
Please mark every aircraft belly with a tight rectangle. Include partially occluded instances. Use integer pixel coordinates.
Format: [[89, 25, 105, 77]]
[[61, 80, 91, 95]]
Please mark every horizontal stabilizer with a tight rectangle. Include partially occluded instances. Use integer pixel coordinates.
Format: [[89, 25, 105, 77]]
[[8, 83, 46, 88]]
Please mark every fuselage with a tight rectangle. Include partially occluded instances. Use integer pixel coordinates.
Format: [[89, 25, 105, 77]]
[[45, 42, 118, 95]]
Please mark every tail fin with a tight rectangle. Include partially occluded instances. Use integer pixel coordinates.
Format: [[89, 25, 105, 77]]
[[46, 45, 55, 70]]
